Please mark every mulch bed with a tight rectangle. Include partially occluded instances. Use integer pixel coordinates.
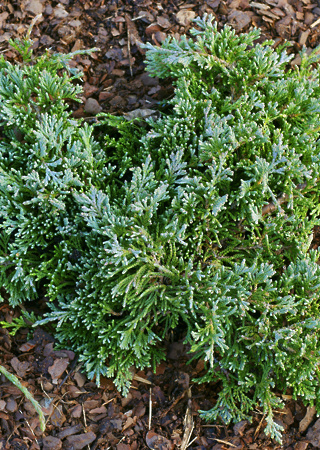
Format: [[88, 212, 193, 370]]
[[1, 0, 320, 448]]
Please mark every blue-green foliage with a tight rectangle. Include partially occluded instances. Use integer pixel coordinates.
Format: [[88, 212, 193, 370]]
[[2, 17, 320, 442]]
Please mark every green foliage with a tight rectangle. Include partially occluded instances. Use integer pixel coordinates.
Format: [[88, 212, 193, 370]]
[[0, 309, 40, 336], [2, 18, 320, 442], [0, 364, 45, 432]]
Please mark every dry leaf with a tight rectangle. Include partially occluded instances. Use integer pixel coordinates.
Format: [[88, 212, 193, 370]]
[[10, 357, 30, 378]]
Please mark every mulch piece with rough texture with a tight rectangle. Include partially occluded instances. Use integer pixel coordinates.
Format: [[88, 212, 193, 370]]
[[1, 0, 320, 448]]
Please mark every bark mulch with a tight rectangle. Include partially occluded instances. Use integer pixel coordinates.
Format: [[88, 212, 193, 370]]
[[1, 0, 320, 448]]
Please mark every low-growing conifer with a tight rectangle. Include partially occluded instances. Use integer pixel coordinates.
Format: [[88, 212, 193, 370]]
[[2, 15, 320, 441]]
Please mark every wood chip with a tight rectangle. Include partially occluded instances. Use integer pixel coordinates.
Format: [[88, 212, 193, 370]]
[[42, 436, 62, 450], [306, 418, 320, 447], [157, 16, 171, 28], [65, 432, 96, 449], [0, 12, 9, 28], [228, 10, 252, 30], [176, 9, 196, 26], [299, 406, 316, 433], [299, 29, 310, 45], [270, 7, 286, 17], [48, 358, 69, 384], [263, 15, 276, 22], [259, 9, 280, 19], [290, 54, 302, 66], [25, 0, 44, 15], [179, 3, 196, 8], [250, 2, 270, 10]]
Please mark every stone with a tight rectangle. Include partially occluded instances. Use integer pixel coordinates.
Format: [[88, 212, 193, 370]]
[[84, 98, 102, 115], [6, 397, 17, 413]]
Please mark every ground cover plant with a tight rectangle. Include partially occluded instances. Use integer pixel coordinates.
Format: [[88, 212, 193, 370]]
[[2, 14, 320, 442]]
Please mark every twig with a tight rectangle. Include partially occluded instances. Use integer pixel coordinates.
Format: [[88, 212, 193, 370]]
[[82, 403, 87, 429], [133, 374, 153, 385], [0, 344, 14, 356], [214, 438, 237, 448], [262, 181, 310, 216], [187, 436, 198, 448], [311, 17, 320, 28], [45, 391, 69, 430], [148, 386, 152, 430], [26, 14, 42, 40], [82, 401, 91, 449], [180, 389, 194, 450], [125, 16, 133, 77], [23, 414, 39, 445], [102, 397, 116, 406], [159, 388, 188, 418], [254, 413, 266, 439]]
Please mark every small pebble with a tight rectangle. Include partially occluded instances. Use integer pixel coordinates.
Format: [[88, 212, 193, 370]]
[[6, 397, 17, 413], [84, 98, 102, 115]]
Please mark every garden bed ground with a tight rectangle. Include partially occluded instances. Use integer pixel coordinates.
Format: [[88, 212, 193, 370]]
[[1, 0, 320, 448]]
